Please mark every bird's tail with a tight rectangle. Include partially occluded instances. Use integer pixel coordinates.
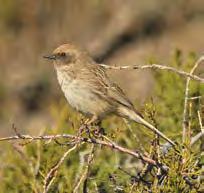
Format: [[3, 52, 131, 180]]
[[119, 107, 175, 146]]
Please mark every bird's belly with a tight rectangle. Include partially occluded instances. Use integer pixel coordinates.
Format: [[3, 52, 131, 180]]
[[60, 80, 111, 118]]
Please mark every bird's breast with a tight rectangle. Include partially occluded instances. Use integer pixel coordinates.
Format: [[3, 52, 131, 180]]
[[55, 69, 112, 118]]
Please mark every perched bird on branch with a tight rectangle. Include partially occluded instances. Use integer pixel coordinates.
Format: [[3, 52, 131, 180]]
[[44, 43, 175, 146]]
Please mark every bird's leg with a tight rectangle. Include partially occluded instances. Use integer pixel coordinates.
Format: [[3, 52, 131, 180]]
[[87, 118, 106, 141], [83, 118, 90, 125], [85, 115, 98, 125], [93, 122, 106, 138], [84, 115, 98, 140], [78, 116, 97, 136]]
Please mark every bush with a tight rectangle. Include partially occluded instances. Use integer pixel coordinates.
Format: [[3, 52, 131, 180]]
[[0, 52, 203, 193]]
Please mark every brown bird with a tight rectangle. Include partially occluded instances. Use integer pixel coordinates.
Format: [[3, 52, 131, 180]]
[[44, 43, 175, 146]]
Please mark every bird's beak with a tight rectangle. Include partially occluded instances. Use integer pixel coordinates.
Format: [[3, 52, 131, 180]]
[[43, 54, 56, 60]]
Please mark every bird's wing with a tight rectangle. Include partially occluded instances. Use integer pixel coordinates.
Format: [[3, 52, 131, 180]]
[[107, 82, 134, 108], [107, 82, 144, 118], [90, 65, 143, 117]]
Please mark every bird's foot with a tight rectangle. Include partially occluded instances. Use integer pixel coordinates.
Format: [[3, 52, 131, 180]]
[[93, 126, 106, 137]]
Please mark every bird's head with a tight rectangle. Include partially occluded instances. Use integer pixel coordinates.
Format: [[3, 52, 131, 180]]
[[43, 44, 83, 67]]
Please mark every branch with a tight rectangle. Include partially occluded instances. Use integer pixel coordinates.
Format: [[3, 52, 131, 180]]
[[0, 133, 158, 166], [190, 111, 204, 146], [73, 144, 95, 193], [182, 57, 204, 143], [43, 144, 78, 193], [190, 131, 204, 146], [0, 134, 76, 142], [100, 56, 204, 83], [90, 136, 158, 166]]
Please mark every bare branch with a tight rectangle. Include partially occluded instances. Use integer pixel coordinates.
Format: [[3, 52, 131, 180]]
[[187, 96, 202, 100], [88, 136, 158, 166], [197, 111, 203, 131], [43, 144, 78, 193], [73, 144, 95, 193], [190, 131, 204, 146], [100, 56, 204, 83], [182, 57, 204, 143], [190, 111, 204, 146], [0, 133, 158, 166], [0, 134, 76, 142]]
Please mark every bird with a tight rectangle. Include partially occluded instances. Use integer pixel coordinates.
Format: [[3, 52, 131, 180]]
[[43, 43, 175, 146]]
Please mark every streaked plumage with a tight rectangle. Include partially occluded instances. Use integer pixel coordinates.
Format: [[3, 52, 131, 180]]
[[44, 43, 175, 146]]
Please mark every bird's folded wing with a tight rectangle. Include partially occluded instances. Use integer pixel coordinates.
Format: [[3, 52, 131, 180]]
[[88, 65, 143, 118], [107, 83, 143, 118]]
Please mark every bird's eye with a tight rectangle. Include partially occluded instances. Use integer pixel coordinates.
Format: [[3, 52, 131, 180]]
[[60, 52, 66, 57], [56, 52, 71, 63]]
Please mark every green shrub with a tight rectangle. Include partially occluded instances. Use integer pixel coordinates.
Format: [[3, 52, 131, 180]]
[[0, 52, 203, 192]]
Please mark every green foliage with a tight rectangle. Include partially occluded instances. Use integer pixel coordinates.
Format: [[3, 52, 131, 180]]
[[152, 50, 203, 140], [0, 52, 203, 192]]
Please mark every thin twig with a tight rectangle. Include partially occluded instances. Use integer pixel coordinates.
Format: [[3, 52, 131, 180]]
[[97, 135, 158, 166], [100, 56, 204, 83], [43, 145, 78, 193], [197, 111, 203, 130], [8, 122, 176, 148], [190, 131, 204, 146], [123, 118, 145, 152], [0, 133, 158, 166], [182, 57, 204, 143], [0, 134, 77, 142], [190, 111, 204, 146], [73, 144, 95, 193], [187, 96, 202, 100]]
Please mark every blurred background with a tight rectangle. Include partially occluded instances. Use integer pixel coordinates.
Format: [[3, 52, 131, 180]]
[[0, 0, 204, 135]]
